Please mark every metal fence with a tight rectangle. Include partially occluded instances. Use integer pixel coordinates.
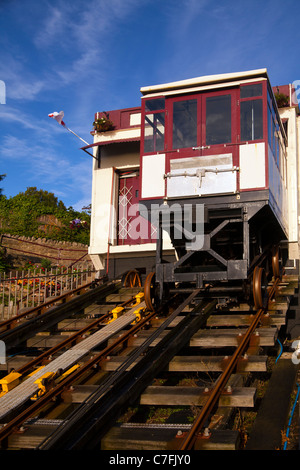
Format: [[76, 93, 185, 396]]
[[0, 263, 96, 319]]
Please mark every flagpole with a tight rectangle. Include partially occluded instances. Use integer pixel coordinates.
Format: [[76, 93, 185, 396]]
[[61, 123, 97, 159], [62, 124, 89, 145], [48, 111, 90, 146]]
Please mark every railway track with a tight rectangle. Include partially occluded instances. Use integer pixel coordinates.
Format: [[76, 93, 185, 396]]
[[0, 271, 297, 450]]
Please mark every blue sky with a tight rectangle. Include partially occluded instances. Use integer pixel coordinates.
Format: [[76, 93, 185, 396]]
[[0, 0, 299, 211]]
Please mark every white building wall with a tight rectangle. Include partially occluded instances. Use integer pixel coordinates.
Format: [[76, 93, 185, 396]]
[[89, 165, 115, 271], [279, 107, 300, 259], [297, 114, 300, 258], [88, 135, 174, 274]]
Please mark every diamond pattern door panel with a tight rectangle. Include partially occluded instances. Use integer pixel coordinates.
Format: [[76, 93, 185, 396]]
[[117, 172, 156, 245]]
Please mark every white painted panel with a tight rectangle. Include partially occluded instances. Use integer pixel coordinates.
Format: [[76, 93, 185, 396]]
[[130, 113, 141, 126], [90, 167, 114, 251], [142, 154, 165, 198], [167, 154, 236, 197], [239, 143, 265, 189]]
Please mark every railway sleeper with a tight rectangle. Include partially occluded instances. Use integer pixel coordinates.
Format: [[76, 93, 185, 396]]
[[59, 383, 256, 409], [6, 422, 240, 451], [101, 425, 241, 451], [0, 275, 296, 450], [102, 355, 268, 373], [109, 326, 278, 349]]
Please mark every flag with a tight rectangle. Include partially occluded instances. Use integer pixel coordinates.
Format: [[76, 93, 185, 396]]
[[48, 111, 65, 126], [48, 110, 90, 146]]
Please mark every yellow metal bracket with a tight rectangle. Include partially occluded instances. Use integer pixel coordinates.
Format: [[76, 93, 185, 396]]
[[107, 292, 145, 324], [31, 364, 81, 399], [132, 306, 146, 324], [31, 371, 56, 400], [112, 306, 124, 319], [57, 364, 80, 382], [134, 292, 144, 304], [130, 292, 146, 323], [0, 371, 22, 397], [107, 306, 125, 324]]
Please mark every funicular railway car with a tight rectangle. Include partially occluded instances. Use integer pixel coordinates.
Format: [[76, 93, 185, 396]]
[[85, 69, 300, 311]]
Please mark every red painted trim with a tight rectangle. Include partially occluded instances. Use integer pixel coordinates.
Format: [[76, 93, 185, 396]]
[[82, 137, 140, 150], [139, 80, 287, 201], [94, 107, 141, 131], [262, 81, 269, 189], [239, 186, 267, 192], [140, 96, 167, 200]]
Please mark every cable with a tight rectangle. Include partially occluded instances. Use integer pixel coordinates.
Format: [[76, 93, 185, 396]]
[[283, 383, 300, 450], [275, 338, 283, 363]]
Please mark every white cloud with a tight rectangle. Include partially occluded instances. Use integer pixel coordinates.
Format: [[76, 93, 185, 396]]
[[1, 132, 92, 209], [31, 0, 145, 88], [0, 0, 148, 209], [0, 54, 47, 101], [0, 1, 144, 104], [1, 108, 36, 130], [33, 6, 66, 48]]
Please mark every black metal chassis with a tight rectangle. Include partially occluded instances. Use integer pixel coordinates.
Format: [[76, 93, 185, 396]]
[[140, 190, 287, 295]]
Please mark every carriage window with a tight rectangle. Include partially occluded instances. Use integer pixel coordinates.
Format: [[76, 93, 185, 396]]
[[240, 99, 263, 141], [206, 94, 231, 145], [144, 112, 165, 153], [172, 99, 197, 149], [145, 98, 165, 112], [240, 83, 262, 98]]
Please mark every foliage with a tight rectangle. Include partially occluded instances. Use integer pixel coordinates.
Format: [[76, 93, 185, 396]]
[[0, 248, 9, 273], [93, 112, 115, 132], [0, 187, 90, 245], [0, 174, 6, 197], [275, 92, 289, 108], [40, 258, 52, 270]]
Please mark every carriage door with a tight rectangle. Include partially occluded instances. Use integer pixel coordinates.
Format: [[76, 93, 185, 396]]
[[117, 170, 155, 245], [117, 171, 140, 245], [200, 88, 239, 195], [165, 89, 239, 197]]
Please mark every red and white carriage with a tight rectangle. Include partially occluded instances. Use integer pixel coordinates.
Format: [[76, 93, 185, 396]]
[[84, 69, 300, 309]]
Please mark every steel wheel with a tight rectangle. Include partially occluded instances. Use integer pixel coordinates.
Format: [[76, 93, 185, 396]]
[[272, 246, 282, 280], [252, 266, 268, 310], [144, 271, 156, 311], [122, 269, 142, 288]]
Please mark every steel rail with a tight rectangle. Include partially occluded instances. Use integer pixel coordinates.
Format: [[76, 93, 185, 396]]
[[0, 297, 168, 446], [15, 294, 139, 376], [0, 280, 97, 331], [178, 276, 281, 450], [0, 281, 120, 351], [37, 292, 216, 450]]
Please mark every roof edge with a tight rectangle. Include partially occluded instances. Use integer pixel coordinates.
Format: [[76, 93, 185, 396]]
[[140, 68, 269, 95]]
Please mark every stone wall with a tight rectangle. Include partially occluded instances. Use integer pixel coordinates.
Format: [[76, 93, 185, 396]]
[[0, 233, 91, 267]]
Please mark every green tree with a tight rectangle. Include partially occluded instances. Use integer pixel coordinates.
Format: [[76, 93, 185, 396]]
[[0, 187, 90, 244], [0, 174, 6, 197]]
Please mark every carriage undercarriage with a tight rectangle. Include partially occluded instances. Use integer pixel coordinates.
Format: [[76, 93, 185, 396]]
[[141, 192, 287, 312]]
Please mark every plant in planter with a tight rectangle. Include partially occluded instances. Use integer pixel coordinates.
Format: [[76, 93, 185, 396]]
[[93, 113, 115, 132], [275, 92, 289, 108]]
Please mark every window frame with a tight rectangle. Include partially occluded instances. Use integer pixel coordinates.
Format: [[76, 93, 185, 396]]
[[165, 87, 239, 154], [239, 81, 266, 143], [166, 94, 200, 154], [203, 91, 234, 147], [267, 87, 288, 181], [171, 97, 198, 150], [141, 96, 166, 155]]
